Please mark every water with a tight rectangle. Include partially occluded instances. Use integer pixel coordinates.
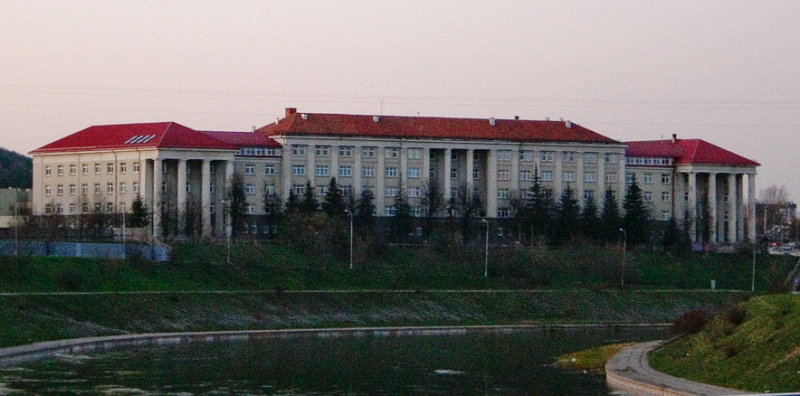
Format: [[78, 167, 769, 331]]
[[0, 327, 668, 395]]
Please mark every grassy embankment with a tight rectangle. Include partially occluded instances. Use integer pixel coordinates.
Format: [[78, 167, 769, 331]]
[[0, 243, 792, 349], [650, 293, 800, 393]]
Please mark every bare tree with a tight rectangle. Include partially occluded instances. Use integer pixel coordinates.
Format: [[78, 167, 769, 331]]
[[759, 185, 791, 204]]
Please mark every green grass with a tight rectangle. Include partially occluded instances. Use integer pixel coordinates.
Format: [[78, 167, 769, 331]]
[[650, 293, 800, 393], [554, 342, 633, 371]]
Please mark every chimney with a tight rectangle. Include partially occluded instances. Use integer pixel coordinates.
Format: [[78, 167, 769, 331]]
[[671, 134, 677, 144], [565, 120, 573, 129], [285, 107, 297, 117], [489, 117, 496, 126], [301, 113, 308, 120], [373, 115, 381, 123], [514, 115, 519, 120]]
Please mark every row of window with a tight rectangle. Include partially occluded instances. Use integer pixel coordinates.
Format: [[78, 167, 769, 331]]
[[239, 147, 278, 156], [45, 182, 141, 196], [627, 172, 671, 184], [625, 157, 672, 166], [45, 201, 126, 214], [45, 162, 141, 177]]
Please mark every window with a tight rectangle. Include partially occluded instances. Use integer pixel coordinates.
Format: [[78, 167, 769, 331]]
[[69, 184, 76, 195], [498, 188, 510, 199], [107, 163, 114, 174], [644, 191, 653, 202], [563, 172, 575, 182], [408, 187, 421, 198], [585, 172, 596, 183], [497, 170, 510, 180], [661, 191, 671, 202], [120, 182, 127, 194], [245, 183, 256, 195], [95, 163, 101, 174], [119, 163, 127, 174], [661, 173, 671, 184], [626, 173, 634, 184], [473, 169, 479, 180], [45, 166, 52, 176], [386, 186, 398, 197], [363, 166, 375, 177], [82, 164, 89, 175], [643, 173, 653, 184], [541, 171, 554, 182], [339, 146, 352, 157], [82, 203, 88, 213], [245, 164, 255, 175], [385, 167, 398, 177], [247, 205, 256, 215], [584, 189, 595, 201], [210, 183, 215, 194], [81, 184, 88, 195], [133, 162, 140, 173], [45, 185, 52, 196], [133, 182, 139, 194], [584, 152, 598, 163], [408, 167, 420, 178], [385, 205, 397, 216], [339, 166, 352, 177], [45, 204, 52, 214], [606, 172, 618, 183], [69, 164, 76, 175], [450, 169, 458, 179], [57, 204, 64, 214], [264, 164, 276, 175], [316, 165, 329, 177], [94, 183, 101, 194], [57, 165, 64, 176], [340, 185, 352, 196], [519, 150, 533, 162], [385, 147, 399, 159], [497, 150, 511, 161], [362, 147, 376, 158], [315, 145, 330, 156], [266, 184, 276, 195], [57, 184, 64, 196], [662, 211, 671, 221], [605, 153, 618, 164], [107, 183, 114, 194], [291, 145, 307, 156], [407, 148, 422, 159], [266, 148, 277, 156], [69, 203, 76, 214], [519, 170, 532, 181], [316, 186, 326, 196], [293, 184, 305, 195], [411, 206, 423, 217], [541, 151, 554, 162], [562, 152, 576, 162], [292, 164, 305, 176], [497, 208, 510, 218]]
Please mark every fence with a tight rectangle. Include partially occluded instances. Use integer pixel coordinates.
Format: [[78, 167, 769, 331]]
[[0, 240, 170, 261]]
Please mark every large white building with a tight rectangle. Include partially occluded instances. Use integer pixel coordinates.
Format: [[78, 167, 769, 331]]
[[30, 108, 758, 243]]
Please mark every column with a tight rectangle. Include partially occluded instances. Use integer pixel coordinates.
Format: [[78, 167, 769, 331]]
[[422, 147, 430, 195], [688, 172, 697, 242], [152, 159, 163, 239], [201, 160, 211, 237], [554, 151, 563, 199], [509, 149, 518, 193], [486, 150, 498, 217], [466, 149, 475, 191], [748, 173, 756, 242], [728, 173, 737, 243], [225, 160, 234, 238], [331, 145, 339, 184], [282, 145, 293, 202], [737, 174, 745, 241], [443, 149, 452, 204], [177, 159, 187, 235], [576, 153, 585, 204], [617, 156, 626, 212], [400, 146, 408, 190], [376, 146, 385, 215], [674, 172, 684, 229], [596, 154, 606, 209], [708, 173, 717, 243], [353, 146, 362, 198], [307, 147, 316, 187]]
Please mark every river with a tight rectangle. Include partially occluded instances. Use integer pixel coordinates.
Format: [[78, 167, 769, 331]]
[[0, 326, 669, 395]]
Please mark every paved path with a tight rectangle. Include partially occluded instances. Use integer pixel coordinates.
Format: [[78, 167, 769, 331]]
[[606, 341, 749, 396]]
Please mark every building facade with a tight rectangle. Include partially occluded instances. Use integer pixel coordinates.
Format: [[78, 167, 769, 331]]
[[29, 108, 758, 243]]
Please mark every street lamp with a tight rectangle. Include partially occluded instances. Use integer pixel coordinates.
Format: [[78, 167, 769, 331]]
[[14, 189, 19, 257], [619, 228, 627, 286], [345, 209, 353, 270], [482, 219, 489, 277], [222, 200, 231, 265]]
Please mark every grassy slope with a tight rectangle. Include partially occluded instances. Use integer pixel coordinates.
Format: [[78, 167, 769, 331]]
[[650, 294, 800, 392]]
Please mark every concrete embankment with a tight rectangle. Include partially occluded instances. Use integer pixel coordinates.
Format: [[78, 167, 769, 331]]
[[606, 341, 748, 396]]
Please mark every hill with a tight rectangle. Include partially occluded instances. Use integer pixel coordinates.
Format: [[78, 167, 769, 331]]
[[649, 293, 800, 392], [0, 147, 32, 189]]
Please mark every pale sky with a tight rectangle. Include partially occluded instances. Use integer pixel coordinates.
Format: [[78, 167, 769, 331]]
[[2, 1, 799, 199]]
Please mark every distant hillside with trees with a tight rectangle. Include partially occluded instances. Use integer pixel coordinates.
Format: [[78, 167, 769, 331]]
[[0, 147, 33, 189]]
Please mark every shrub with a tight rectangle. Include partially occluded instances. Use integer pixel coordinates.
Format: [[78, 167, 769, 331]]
[[672, 309, 709, 335], [58, 268, 85, 291], [724, 305, 747, 326]]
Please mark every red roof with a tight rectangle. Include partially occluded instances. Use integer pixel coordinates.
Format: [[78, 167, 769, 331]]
[[31, 122, 238, 154], [626, 139, 759, 167], [200, 131, 282, 148], [257, 110, 620, 144]]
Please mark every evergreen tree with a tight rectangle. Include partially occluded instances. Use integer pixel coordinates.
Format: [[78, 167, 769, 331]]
[[600, 186, 621, 243], [299, 180, 318, 213], [227, 172, 249, 238], [263, 185, 283, 235], [580, 193, 599, 240], [663, 217, 686, 251], [129, 195, 150, 228], [526, 166, 553, 243], [321, 177, 346, 216], [555, 183, 581, 244], [355, 188, 376, 231], [285, 190, 300, 214], [390, 187, 413, 241], [420, 179, 443, 238], [622, 174, 651, 244]]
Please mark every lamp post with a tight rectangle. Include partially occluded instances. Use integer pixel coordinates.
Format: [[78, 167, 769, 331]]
[[619, 228, 627, 286], [482, 219, 489, 277], [14, 189, 19, 257], [222, 200, 231, 265], [121, 207, 126, 261], [751, 241, 756, 292], [345, 209, 353, 270]]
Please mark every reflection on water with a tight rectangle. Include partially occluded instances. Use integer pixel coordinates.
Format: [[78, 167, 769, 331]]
[[0, 327, 668, 395]]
